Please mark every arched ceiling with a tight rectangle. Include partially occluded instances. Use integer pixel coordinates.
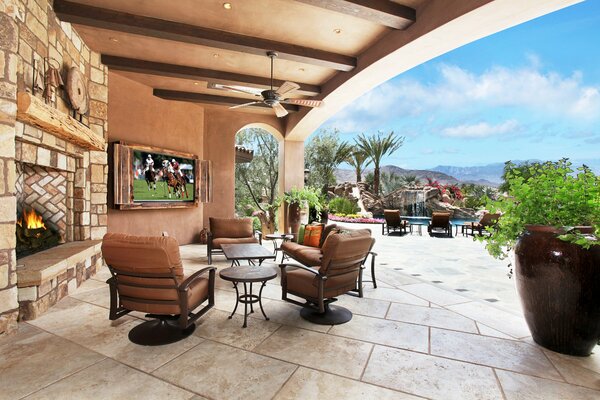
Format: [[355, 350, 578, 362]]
[[54, 0, 581, 141]]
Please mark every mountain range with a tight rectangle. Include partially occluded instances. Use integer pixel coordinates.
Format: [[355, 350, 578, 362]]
[[335, 158, 599, 187], [335, 165, 498, 187]]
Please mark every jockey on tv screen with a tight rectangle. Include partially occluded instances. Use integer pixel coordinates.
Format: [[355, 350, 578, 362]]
[[132, 150, 195, 202]]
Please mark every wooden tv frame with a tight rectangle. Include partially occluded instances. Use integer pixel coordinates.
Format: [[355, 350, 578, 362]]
[[111, 141, 211, 210]]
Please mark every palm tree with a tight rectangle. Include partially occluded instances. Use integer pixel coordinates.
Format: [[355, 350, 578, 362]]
[[346, 150, 372, 183], [355, 131, 404, 195]]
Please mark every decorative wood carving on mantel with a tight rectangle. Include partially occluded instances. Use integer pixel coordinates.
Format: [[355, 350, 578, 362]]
[[16, 91, 105, 151]]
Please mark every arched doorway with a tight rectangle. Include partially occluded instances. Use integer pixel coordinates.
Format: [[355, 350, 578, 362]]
[[234, 123, 283, 234]]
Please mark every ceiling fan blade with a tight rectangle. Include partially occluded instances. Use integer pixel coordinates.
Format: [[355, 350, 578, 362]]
[[276, 81, 300, 96], [219, 85, 262, 96], [281, 98, 324, 108], [229, 101, 262, 110], [272, 102, 288, 118]]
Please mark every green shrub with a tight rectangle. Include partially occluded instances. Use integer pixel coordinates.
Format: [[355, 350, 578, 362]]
[[329, 197, 359, 215]]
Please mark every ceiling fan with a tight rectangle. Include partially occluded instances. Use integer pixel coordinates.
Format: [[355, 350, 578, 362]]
[[220, 51, 323, 118]]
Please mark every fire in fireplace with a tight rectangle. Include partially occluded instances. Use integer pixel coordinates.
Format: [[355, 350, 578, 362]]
[[16, 207, 61, 258]]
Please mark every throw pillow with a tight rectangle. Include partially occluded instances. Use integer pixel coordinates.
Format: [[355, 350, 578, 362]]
[[303, 224, 323, 247], [297, 225, 305, 244]]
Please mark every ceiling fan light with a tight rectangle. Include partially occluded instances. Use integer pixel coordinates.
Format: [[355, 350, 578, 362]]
[[223, 3, 232, 10]]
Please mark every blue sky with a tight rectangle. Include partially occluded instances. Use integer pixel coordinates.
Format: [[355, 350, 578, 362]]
[[319, 1, 600, 170]]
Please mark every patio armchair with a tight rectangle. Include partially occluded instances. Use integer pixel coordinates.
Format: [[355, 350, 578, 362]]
[[207, 217, 262, 264], [383, 209, 409, 235], [466, 213, 500, 236], [427, 211, 452, 237], [101, 233, 215, 345], [280, 229, 374, 325]]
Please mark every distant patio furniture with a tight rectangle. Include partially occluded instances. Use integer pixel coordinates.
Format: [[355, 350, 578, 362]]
[[280, 229, 374, 325], [220, 243, 276, 267], [383, 209, 409, 235], [207, 217, 262, 264], [427, 212, 452, 237], [466, 213, 500, 236], [101, 233, 215, 345]]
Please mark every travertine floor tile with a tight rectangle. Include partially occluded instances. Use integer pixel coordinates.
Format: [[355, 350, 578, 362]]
[[70, 285, 110, 308], [496, 369, 600, 400], [336, 294, 390, 318], [154, 340, 296, 400], [476, 322, 514, 339], [0, 324, 104, 400], [386, 302, 478, 333], [193, 309, 280, 350], [250, 300, 331, 333], [27, 297, 136, 342], [255, 325, 373, 379], [544, 349, 600, 390], [362, 287, 429, 306], [372, 268, 421, 287], [362, 345, 503, 400], [447, 301, 530, 338], [24, 359, 194, 400], [274, 367, 420, 400], [430, 328, 561, 380], [330, 314, 429, 353], [213, 288, 272, 317], [400, 283, 471, 306]]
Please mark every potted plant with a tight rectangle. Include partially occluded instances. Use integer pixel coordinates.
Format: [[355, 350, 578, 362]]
[[480, 159, 599, 356], [282, 187, 322, 237]]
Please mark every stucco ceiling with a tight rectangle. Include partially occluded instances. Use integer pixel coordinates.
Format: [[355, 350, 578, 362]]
[[53, 0, 424, 123]]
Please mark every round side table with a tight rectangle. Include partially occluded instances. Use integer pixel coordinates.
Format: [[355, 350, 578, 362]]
[[218, 265, 278, 328], [264, 233, 294, 262]]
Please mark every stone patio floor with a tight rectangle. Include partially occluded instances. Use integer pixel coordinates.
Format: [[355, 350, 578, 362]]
[[1, 227, 599, 400]]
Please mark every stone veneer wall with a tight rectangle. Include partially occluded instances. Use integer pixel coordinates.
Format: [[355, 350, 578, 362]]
[[0, 0, 108, 335]]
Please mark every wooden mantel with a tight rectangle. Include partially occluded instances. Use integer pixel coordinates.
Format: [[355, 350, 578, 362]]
[[16, 91, 106, 151]]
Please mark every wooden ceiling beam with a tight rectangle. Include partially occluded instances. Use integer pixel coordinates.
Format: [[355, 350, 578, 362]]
[[295, 0, 416, 29], [101, 55, 321, 97], [54, 0, 356, 71], [153, 89, 299, 113]]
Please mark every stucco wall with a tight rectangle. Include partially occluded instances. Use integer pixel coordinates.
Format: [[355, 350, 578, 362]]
[[107, 72, 205, 244], [202, 109, 284, 228]]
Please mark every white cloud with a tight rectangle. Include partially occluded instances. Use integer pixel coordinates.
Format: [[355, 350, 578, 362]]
[[441, 120, 521, 138], [324, 57, 600, 134]]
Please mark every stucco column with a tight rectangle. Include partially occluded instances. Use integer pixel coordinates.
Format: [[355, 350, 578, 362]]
[[278, 139, 304, 233], [0, 5, 20, 335]]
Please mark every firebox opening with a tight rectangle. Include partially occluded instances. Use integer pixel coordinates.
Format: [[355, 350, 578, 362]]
[[16, 206, 62, 258]]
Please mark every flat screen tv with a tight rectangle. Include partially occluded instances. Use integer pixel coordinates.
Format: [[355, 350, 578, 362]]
[[111, 141, 210, 210]]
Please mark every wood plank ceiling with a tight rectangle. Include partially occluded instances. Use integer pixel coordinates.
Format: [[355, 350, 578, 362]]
[[53, 0, 423, 119]]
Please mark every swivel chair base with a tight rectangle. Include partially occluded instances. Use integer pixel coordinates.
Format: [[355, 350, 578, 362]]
[[128, 316, 196, 346], [300, 303, 353, 325]]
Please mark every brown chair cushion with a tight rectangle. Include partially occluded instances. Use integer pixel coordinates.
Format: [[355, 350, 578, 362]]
[[319, 223, 338, 247], [102, 233, 184, 278], [320, 229, 373, 274], [282, 241, 322, 266], [286, 267, 359, 299], [212, 236, 258, 249], [210, 217, 254, 238], [121, 276, 209, 315]]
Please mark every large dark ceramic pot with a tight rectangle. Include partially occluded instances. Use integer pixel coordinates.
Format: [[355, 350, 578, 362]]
[[514, 225, 600, 356], [287, 202, 301, 240]]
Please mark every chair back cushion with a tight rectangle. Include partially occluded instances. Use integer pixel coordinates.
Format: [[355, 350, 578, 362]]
[[430, 212, 451, 227], [319, 223, 338, 247], [480, 213, 500, 226], [102, 233, 183, 277], [384, 209, 401, 227], [210, 217, 254, 238], [101, 233, 185, 314], [320, 228, 373, 275], [303, 224, 323, 247]]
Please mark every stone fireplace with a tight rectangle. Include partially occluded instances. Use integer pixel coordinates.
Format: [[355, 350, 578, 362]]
[[0, 0, 109, 333]]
